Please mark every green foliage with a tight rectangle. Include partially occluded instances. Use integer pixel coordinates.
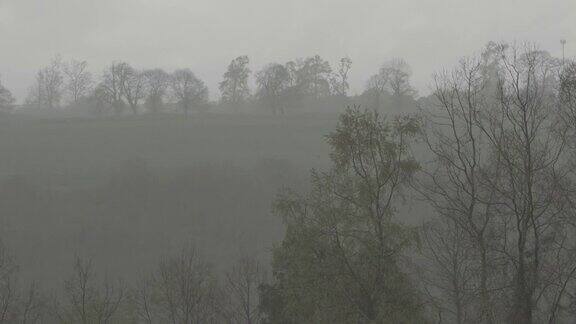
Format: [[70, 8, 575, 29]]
[[261, 107, 425, 323]]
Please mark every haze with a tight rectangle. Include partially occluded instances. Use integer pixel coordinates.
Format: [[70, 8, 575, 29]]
[[1, 1, 576, 323], [1, 0, 574, 101]]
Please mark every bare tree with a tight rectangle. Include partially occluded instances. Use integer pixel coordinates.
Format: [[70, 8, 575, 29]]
[[418, 56, 500, 323], [418, 43, 576, 323], [170, 69, 208, 117], [474, 44, 568, 323], [26, 55, 64, 109], [134, 247, 221, 324], [224, 256, 266, 324], [0, 242, 46, 323], [420, 219, 476, 324], [560, 61, 576, 143], [366, 58, 416, 110], [384, 58, 416, 98], [122, 65, 146, 115], [63, 59, 93, 105], [101, 62, 130, 115], [133, 277, 156, 324], [0, 241, 18, 323], [58, 256, 125, 324], [92, 277, 126, 324], [330, 57, 352, 97], [366, 70, 389, 110], [18, 282, 45, 324], [60, 257, 94, 323]]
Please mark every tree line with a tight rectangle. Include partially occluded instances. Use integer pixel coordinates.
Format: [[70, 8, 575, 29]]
[[0, 54, 419, 116]]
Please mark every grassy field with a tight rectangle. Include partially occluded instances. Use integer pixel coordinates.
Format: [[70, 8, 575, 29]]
[[0, 112, 339, 286], [0, 112, 338, 177]]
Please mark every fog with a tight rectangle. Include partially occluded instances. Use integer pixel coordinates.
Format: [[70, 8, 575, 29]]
[[1, 0, 574, 101], [0, 1, 576, 323]]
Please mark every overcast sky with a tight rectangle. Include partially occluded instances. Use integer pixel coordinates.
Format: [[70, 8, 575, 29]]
[[1, 0, 575, 102]]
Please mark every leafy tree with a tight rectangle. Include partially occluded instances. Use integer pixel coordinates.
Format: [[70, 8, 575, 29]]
[[255, 63, 291, 115], [220, 55, 250, 109], [291, 55, 332, 99], [87, 83, 113, 116], [261, 106, 425, 323], [170, 69, 209, 117], [144, 68, 170, 113]]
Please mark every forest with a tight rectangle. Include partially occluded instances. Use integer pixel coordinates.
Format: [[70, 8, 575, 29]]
[[1, 40, 576, 324]]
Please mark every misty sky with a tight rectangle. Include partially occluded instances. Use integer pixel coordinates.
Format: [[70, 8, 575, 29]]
[[1, 0, 574, 102]]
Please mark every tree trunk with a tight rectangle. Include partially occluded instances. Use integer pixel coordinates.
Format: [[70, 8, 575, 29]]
[[479, 240, 493, 323], [511, 232, 532, 324]]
